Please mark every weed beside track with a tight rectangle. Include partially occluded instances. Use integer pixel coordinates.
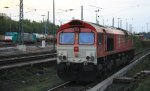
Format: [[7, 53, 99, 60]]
[[0, 65, 64, 91]]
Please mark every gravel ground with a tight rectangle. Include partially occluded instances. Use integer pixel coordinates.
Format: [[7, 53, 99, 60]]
[[0, 44, 54, 56], [0, 44, 61, 91]]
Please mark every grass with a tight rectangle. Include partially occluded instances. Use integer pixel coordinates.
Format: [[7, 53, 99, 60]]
[[130, 36, 150, 77], [133, 56, 150, 91], [133, 36, 143, 50], [134, 78, 150, 91], [0, 66, 65, 91], [133, 36, 150, 54], [125, 56, 150, 91], [126, 57, 150, 77]]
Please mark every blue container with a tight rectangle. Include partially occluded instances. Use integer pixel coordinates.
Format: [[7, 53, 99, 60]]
[[5, 32, 18, 43]]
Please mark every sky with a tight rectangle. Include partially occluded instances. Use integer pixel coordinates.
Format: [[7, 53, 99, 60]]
[[0, 0, 150, 33]]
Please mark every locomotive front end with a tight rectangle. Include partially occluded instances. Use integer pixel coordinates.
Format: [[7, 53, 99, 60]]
[[56, 20, 98, 81]]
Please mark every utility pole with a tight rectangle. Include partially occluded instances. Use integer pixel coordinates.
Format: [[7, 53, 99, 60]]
[[81, 6, 83, 20], [112, 17, 114, 27], [53, 0, 55, 50], [44, 16, 46, 35], [126, 19, 128, 31], [120, 19, 122, 28], [129, 24, 133, 33], [47, 11, 49, 34], [19, 0, 24, 44], [103, 19, 105, 26], [117, 18, 120, 28], [41, 15, 46, 36], [95, 9, 99, 24], [89, 5, 102, 24], [146, 23, 149, 33]]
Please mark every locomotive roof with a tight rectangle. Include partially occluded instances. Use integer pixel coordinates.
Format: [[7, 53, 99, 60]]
[[58, 20, 131, 35], [88, 22, 130, 35]]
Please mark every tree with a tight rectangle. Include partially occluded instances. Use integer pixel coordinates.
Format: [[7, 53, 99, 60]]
[[0, 15, 59, 35]]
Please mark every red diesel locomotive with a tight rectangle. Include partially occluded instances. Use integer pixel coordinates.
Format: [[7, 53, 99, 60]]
[[56, 20, 134, 81]]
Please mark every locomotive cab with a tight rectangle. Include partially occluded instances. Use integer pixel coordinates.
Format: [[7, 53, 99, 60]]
[[57, 28, 97, 64]]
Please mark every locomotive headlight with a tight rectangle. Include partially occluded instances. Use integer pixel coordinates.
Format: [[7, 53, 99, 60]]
[[58, 55, 63, 60], [86, 51, 95, 61], [86, 56, 90, 60], [58, 51, 68, 61], [63, 56, 67, 60]]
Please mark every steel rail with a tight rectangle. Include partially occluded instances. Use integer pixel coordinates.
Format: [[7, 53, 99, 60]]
[[0, 58, 57, 70], [47, 81, 70, 91], [0, 53, 57, 70], [0, 53, 56, 62]]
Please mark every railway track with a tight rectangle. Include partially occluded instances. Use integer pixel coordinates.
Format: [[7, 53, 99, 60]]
[[0, 48, 148, 90], [0, 49, 55, 59], [0, 48, 149, 70], [0, 42, 16, 47], [48, 81, 96, 91], [0, 51, 57, 70], [47, 49, 150, 91]]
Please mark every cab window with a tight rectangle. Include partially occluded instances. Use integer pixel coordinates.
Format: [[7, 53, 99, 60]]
[[60, 33, 75, 44], [79, 33, 94, 44]]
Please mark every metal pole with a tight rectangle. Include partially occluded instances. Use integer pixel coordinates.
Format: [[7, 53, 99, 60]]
[[117, 18, 120, 28], [129, 24, 132, 33], [43, 17, 44, 35], [41, 15, 45, 35], [126, 19, 128, 31], [44, 18, 46, 35], [81, 6, 83, 20], [95, 10, 99, 24], [47, 11, 49, 34], [146, 23, 149, 33], [96, 12, 98, 24], [112, 17, 114, 27], [53, 0, 55, 50], [19, 0, 24, 44], [126, 22, 128, 31], [120, 19, 122, 28]]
